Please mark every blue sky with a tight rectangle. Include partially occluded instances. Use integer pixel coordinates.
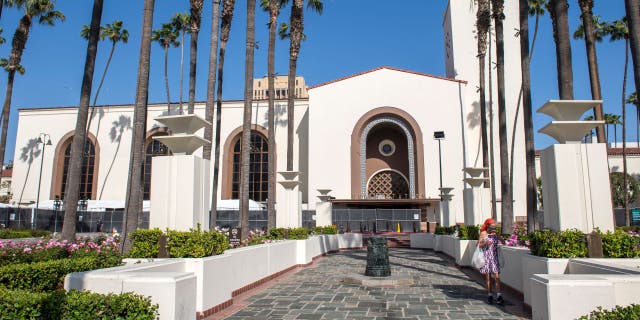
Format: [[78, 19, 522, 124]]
[[0, 0, 631, 162]]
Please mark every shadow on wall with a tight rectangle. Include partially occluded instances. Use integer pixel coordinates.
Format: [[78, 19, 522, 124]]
[[468, 100, 483, 167], [90, 106, 106, 140], [17, 138, 42, 205], [262, 103, 288, 129], [99, 115, 132, 199]]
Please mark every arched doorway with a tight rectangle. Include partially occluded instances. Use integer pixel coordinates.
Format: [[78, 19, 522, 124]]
[[222, 127, 270, 202], [367, 170, 410, 199], [51, 133, 99, 200]]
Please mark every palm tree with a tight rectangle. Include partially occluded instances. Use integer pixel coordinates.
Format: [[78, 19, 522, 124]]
[[151, 23, 179, 114], [122, 0, 156, 253], [0, 0, 65, 176], [491, 0, 513, 233], [82, 20, 129, 136], [546, 0, 574, 99], [584, 115, 595, 142], [575, 1, 606, 143], [203, 0, 221, 229], [476, 0, 490, 192], [171, 13, 189, 114], [262, 0, 287, 230], [611, 113, 622, 146], [187, 0, 204, 114], [626, 92, 639, 146], [625, 0, 640, 133], [519, 0, 538, 232], [239, 0, 256, 238], [284, 0, 322, 171], [210, 0, 236, 227], [60, 0, 102, 242], [607, 18, 631, 225]]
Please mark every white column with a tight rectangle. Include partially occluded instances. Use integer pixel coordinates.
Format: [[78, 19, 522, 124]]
[[277, 171, 301, 228], [315, 189, 333, 227]]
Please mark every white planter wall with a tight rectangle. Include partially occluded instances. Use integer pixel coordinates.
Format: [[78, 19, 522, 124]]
[[441, 235, 456, 257], [498, 246, 530, 293], [521, 254, 570, 306], [454, 239, 477, 267], [410, 233, 435, 249], [65, 234, 360, 320]]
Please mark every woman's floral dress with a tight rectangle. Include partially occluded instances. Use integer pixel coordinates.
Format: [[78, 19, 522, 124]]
[[480, 233, 500, 274]]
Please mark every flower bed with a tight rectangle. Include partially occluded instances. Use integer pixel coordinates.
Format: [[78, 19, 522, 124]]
[[0, 236, 120, 267]]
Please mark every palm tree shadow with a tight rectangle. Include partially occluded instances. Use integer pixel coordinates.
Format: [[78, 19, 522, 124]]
[[17, 138, 42, 205], [91, 106, 106, 138], [262, 103, 288, 128], [99, 115, 131, 199]]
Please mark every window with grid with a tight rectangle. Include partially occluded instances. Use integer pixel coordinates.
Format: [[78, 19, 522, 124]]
[[143, 138, 170, 200], [60, 140, 95, 200], [231, 132, 268, 202]]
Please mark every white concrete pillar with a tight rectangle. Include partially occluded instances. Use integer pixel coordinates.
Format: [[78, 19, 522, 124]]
[[150, 155, 210, 231], [277, 171, 301, 228]]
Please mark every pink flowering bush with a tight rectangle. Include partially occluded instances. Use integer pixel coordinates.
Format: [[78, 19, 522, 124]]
[[503, 222, 530, 248], [0, 236, 121, 267]]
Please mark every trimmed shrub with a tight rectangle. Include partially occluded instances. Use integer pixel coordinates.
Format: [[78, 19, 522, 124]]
[[61, 291, 159, 320], [310, 226, 323, 235], [0, 256, 122, 292], [322, 225, 338, 235], [268, 227, 287, 240], [458, 225, 480, 240], [288, 227, 309, 240], [529, 229, 588, 258], [166, 226, 229, 258], [602, 230, 640, 258], [435, 226, 455, 235], [0, 288, 159, 320], [127, 228, 164, 258], [0, 229, 50, 239], [0, 287, 65, 319], [578, 304, 640, 320]]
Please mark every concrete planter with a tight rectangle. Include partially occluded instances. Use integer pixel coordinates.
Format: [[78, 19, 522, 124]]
[[434, 234, 443, 252], [66, 234, 362, 320], [498, 246, 530, 293], [521, 254, 570, 306], [454, 239, 477, 267], [441, 235, 457, 257], [409, 233, 436, 249]]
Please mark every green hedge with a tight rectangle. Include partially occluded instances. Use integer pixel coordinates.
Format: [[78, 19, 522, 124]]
[[458, 225, 480, 240], [0, 256, 122, 292], [287, 227, 309, 240], [127, 228, 163, 258], [268, 227, 287, 240], [0, 229, 50, 239], [602, 230, 640, 258], [0, 246, 68, 267], [166, 227, 229, 258], [578, 304, 640, 320], [529, 229, 588, 258], [322, 225, 338, 234], [0, 288, 158, 320], [435, 226, 455, 235]]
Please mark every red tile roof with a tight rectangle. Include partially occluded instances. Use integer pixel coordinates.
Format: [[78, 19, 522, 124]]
[[1, 168, 11, 178], [535, 147, 640, 157], [308, 66, 467, 90]]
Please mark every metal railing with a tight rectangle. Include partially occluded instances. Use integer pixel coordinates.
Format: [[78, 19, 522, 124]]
[[214, 210, 317, 230], [332, 208, 421, 233], [0, 207, 149, 233]]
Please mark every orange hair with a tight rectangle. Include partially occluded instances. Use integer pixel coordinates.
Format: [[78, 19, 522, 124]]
[[480, 218, 495, 232]]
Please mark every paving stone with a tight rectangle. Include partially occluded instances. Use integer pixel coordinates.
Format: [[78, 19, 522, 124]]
[[220, 248, 529, 319]]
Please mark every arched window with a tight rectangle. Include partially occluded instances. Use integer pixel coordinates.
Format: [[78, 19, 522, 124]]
[[231, 132, 268, 202], [56, 138, 97, 200], [143, 135, 170, 200]]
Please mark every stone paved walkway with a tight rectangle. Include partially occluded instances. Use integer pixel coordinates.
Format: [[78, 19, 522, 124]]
[[216, 248, 530, 320]]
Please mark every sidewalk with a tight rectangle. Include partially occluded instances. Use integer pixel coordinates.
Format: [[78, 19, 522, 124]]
[[212, 248, 531, 320]]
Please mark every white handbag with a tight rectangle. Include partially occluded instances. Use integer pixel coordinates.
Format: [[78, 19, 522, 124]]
[[472, 245, 485, 269]]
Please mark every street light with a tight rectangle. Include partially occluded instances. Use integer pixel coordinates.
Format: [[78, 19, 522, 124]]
[[53, 196, 62, 232], [434, 131, 445, 192], [35, 133, 52, 228]]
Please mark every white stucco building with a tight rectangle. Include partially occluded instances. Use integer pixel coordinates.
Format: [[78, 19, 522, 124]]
[[11, 1, 529, 227]]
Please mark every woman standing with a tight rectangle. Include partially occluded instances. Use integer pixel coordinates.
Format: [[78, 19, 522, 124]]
[[479, 218, 503, 305]]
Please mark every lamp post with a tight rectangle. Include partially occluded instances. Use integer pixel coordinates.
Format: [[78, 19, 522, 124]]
[[434, 131, 445, 192], [53, 196, 61, 233], [35, 133, 52, 229]]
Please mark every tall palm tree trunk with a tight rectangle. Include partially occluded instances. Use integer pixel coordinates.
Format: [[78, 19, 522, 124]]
[[492, 0, 513, 233], [579, 0, 605, 142], [548, 0, 574, 100], [625, 0, 640, 132], [86, 42, 116, 134], [267, 0, 279, 230], [623, 39, 630, 225], [239, 0, 256, 238], [211, 0, 235, 226], [487, 7, 497, 220], [287, 0, 303, 171], [477, 0, 490, 189], [61, 0, 103, 241], [122, 0, 155, 253], [204, 0, 220, 228], [0, 15, 33, 173], [164, 46, 171, 113], [519, 0, 537, 232], [188, 0, 203, 114]]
